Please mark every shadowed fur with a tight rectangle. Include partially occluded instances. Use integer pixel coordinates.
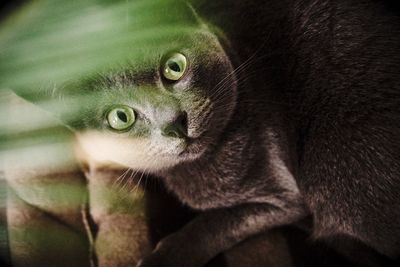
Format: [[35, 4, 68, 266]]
[[55, 0, 400, 266]]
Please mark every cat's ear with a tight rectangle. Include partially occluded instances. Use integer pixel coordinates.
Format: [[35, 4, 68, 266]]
[[185, 2, 231, 48], [185, 3, 238, 67], [185, 2, 209, 30]]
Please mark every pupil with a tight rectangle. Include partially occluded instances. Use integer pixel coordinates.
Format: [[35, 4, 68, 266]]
[[168, 61, 181, 72], [117, 110, 128, 123]]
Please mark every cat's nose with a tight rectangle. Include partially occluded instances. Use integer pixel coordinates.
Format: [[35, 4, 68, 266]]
[[161, 112, 188, 139]]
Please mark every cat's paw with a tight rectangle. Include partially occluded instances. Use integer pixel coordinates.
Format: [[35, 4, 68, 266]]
[[136, 234, 202, 267], [136, 251, 175, 267]]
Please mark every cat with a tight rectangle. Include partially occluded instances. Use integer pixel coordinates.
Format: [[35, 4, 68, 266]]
[[4, 0, 400, 266], [0, 1, 300, 266], [77, 1, 400, 267]]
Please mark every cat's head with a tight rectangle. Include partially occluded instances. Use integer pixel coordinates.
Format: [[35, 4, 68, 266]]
[[75, 27, 238, 172]]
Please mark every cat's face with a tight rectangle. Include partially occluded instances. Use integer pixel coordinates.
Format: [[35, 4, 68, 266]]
[[76, 29, 237, 172]]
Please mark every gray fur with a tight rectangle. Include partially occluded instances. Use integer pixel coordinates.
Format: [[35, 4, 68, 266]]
[[63, 0, 400, 266]]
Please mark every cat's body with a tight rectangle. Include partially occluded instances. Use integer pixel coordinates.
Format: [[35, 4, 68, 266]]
[[74, 0, 400, 266]]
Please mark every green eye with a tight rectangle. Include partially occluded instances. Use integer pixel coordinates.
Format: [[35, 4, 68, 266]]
[[162, 52, 187, 81], [107, 106, 136, 131]]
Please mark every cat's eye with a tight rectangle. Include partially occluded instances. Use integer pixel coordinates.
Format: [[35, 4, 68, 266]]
[[107, 106, 136, 131], [162, 52, 187, 81]]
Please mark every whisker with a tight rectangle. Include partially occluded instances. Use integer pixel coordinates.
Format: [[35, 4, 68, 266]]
[[209, 47, 286, 103], [121, 168, 136, 192], [210, 42, 270, 95], [112, 168, 131, 189], [143, 170, 149, 192]]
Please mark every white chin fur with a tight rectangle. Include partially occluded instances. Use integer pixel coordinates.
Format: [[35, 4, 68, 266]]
[[74, 131, 181, 172]]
